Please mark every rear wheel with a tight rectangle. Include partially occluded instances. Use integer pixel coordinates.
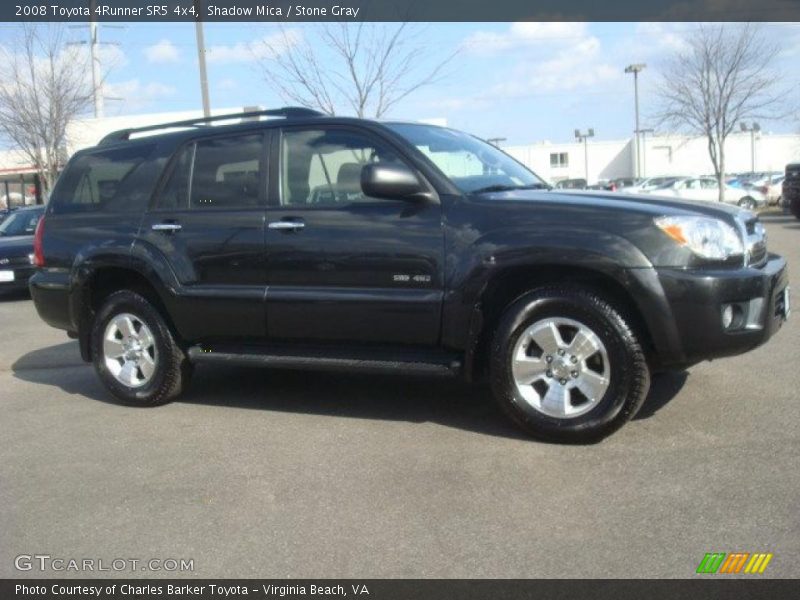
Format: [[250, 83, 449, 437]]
[[490, 286, 650, 443], [91, 290, 191, 406], [738, 196, 757, 210]]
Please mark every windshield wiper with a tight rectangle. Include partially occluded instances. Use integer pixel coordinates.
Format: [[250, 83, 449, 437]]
[[470, 183, 550, 194]]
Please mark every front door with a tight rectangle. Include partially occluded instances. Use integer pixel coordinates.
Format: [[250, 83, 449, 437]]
[[264, 126, 444, 346], [139, 132, 267, 341]]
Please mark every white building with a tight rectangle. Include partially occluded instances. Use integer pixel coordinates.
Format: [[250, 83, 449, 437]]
[[505, 132, 800, 184]]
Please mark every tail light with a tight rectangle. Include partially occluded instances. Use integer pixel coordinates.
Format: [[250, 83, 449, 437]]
[[33, 215, 45, 267], [759, 185, 768, 195]]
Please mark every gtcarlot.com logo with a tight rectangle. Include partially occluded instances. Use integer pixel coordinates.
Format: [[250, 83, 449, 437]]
[[696, 552, 773, 574], [14, 554, 194, 573]]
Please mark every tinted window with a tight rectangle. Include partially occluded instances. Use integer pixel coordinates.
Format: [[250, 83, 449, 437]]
[[0, 209, 43, 237], [52, 145, 154, 213], [280, 129, 403, 206], [158, 145, 194, 210], [156, 134, 263, 210], [191, 135, 262, 209]]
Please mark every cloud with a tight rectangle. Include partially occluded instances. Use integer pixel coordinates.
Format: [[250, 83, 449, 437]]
[[462, 22, 591, 54], [215, 78, 239, 91], [629, 23, 691, 57], [452, 22, 620, 102], [105, 78, 177, 110], [206, 29, 300, 64], [490, 37, 621, 97], [144, 39, 180, 64]]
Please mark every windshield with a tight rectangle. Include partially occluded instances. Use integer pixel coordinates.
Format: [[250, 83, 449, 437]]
[[0, 209, 42, 237], [385, 123, 548, 194]]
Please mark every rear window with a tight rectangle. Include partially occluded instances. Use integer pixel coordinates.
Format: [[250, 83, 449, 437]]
[[0, 209, 43, 237], [51, 144, 156, 213]]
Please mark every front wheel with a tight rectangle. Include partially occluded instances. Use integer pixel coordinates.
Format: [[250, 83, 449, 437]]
[[91, 290, 192, 406], [490, 287, 650, 443]]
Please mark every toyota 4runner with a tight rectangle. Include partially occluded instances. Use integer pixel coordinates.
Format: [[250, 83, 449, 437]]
[[29, 108, 790, 442]]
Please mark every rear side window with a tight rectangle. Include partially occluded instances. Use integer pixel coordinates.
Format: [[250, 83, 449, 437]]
[[51, 144, 155, 213], [156, 134, 263, 210]]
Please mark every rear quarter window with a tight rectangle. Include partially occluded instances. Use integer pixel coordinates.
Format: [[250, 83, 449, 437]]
[[50, 144, 157, 214]]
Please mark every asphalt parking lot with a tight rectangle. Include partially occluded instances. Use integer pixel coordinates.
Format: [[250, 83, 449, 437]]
[[1, 214, 798, 580]]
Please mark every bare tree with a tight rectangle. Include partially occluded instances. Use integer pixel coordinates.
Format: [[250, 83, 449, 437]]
[[656, 24, 785, 201], [254, 23, 455, 118], [0, 24, 97, 196]]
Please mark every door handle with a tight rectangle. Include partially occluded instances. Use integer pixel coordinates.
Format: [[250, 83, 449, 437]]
[[268, 220, 305, 231], [151, 223, 182, 232]]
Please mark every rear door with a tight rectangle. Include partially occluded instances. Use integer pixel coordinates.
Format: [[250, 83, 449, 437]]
[[139, 132, 268, 341], [264, 126, 445, 346]]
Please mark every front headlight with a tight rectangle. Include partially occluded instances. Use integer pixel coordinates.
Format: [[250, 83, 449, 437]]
[[654, 216, 744, 260]]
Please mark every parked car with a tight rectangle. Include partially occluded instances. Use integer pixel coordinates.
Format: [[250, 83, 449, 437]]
[[648, 177, 766, 209], [758, 176, 784, 206], [784, 163, 800, 219], [554, 178, 587, 190], [0, 205, 45, 293], [610, 177, 642, 190], [28, 107, 789, 442], [586, 180, 617, 191], [620, 176, 683, 194]]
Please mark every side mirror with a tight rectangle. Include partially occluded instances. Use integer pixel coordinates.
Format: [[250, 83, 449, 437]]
[[361, 163, 430, 201]]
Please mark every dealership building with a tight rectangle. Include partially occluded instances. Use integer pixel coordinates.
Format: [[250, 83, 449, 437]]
[[1, 108, 799, 207]]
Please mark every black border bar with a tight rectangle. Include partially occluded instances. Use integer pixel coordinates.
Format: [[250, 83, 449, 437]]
[[6, 0, 800, 22], [4, 579, 800, 600]]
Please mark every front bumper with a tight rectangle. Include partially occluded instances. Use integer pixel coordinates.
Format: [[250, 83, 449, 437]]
[[652, 254, 789, 367]]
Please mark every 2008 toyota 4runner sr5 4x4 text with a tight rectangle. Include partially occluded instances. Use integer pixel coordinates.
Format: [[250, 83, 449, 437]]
[[29, 108, 790, 442]]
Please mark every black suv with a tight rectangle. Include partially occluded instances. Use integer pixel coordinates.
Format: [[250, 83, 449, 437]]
[[784, 163, 800, 219], [29, 108, 790, 442]]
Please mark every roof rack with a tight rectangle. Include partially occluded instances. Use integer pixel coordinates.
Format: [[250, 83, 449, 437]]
[[99, 106, 325, 145]]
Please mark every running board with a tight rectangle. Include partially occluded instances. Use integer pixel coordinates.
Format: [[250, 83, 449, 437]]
[[187, 345, 462, 377]]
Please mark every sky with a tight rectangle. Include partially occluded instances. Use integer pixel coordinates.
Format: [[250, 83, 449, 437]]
[[16, 21, 800, 144]]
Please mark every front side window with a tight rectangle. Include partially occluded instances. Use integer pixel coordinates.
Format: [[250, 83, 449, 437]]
[[280, 129, 404, 207], [385, 123, 547, 194], [701, 178, 718, 189], [684, 179, 701, 190]]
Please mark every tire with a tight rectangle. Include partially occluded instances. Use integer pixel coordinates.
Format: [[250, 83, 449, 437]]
[[738, 197, 757, 210], [91, 290, 191, 406], [489, 286, 650, 443]]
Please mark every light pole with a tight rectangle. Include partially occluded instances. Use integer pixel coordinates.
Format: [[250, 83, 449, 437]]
[[637, 128, 654, 179], [487, 137, 507, 147], [740, 122, 760, 173], [88, 0, 103, 118], [625, 63, 646, 178], [575, 128, 595, 183], [194, 0, 211, 118]]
